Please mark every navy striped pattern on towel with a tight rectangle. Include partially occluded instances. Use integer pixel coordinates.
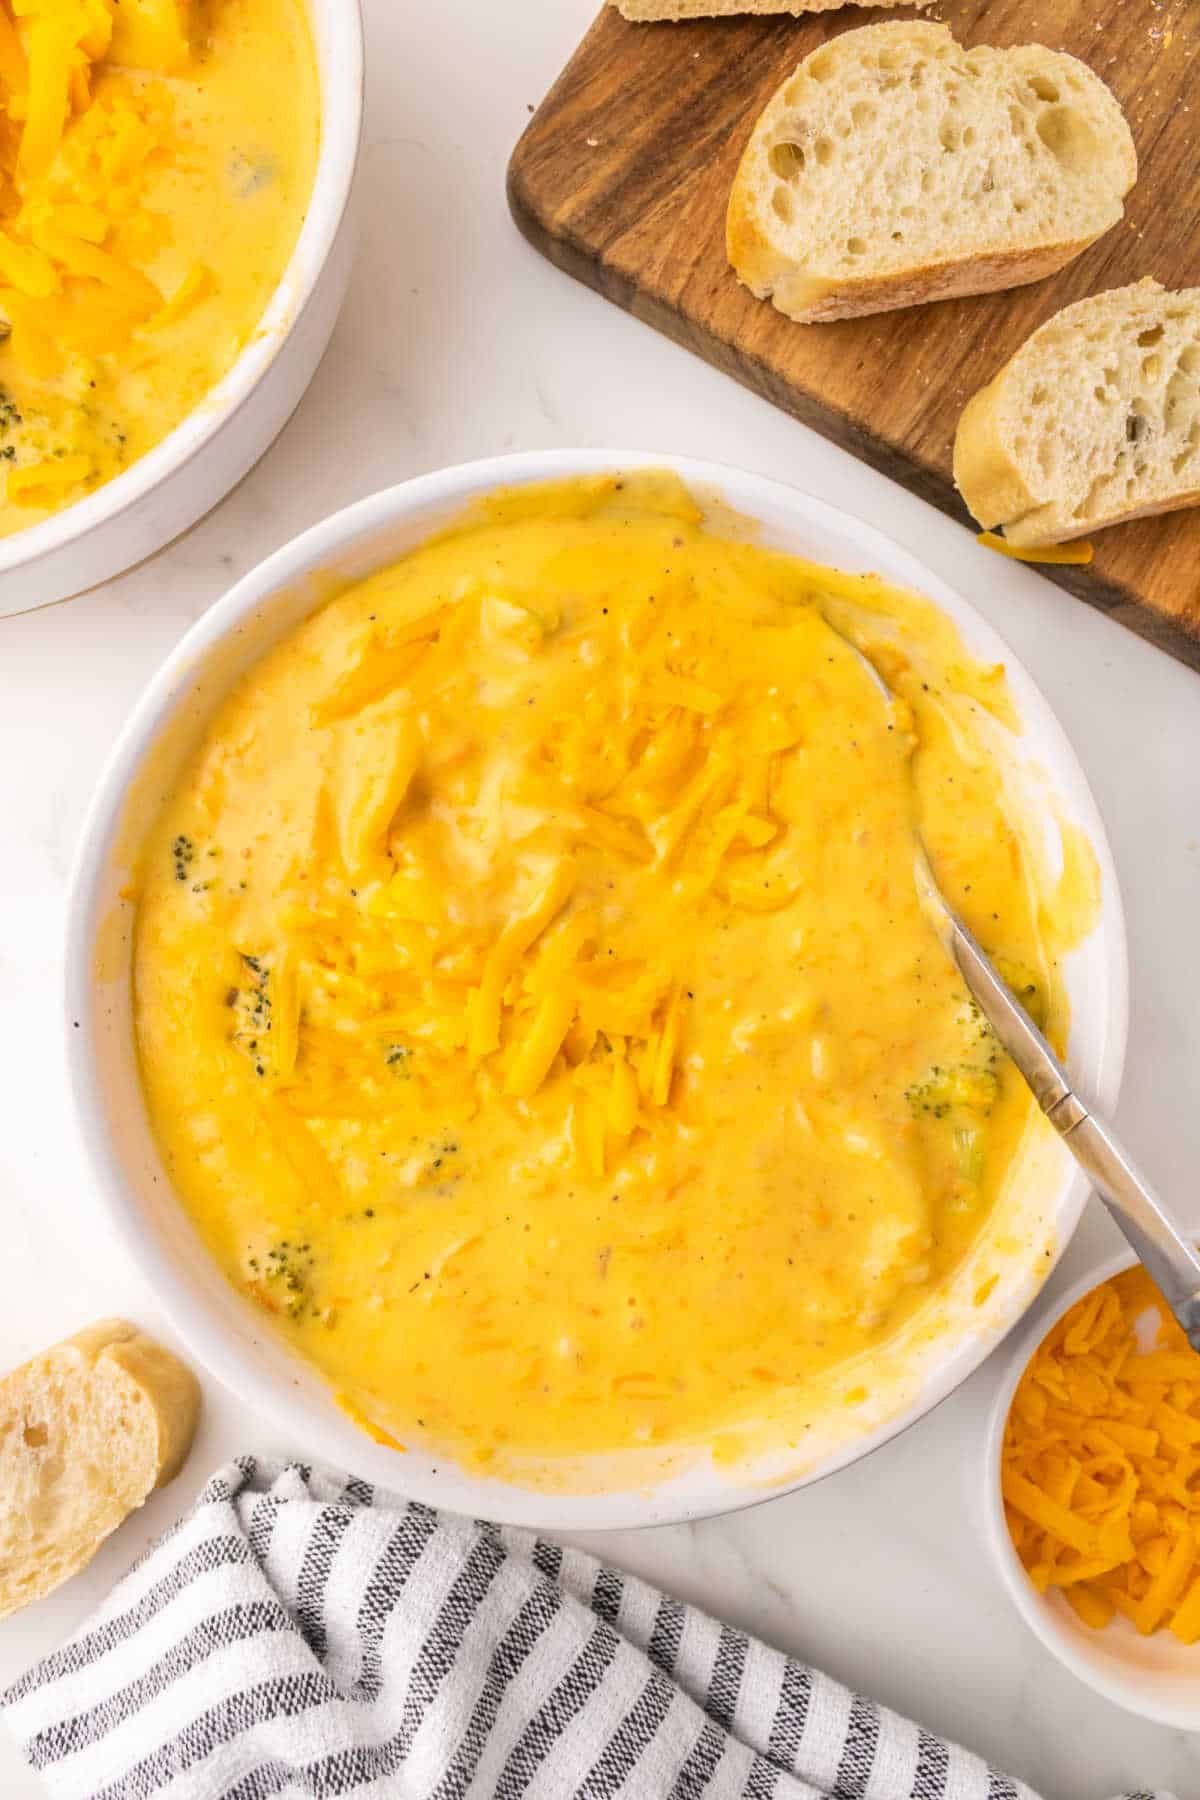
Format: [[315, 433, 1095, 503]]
[[2, 1460, 1179, 1800]]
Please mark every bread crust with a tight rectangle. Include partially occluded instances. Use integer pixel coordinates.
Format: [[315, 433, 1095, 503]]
[[615, 0, 922, 16], [952, 381, 1043, 532], [1005, 485, 1200, 548], [728, 179, 1106, 322], [95, 1323, 202, 1486]]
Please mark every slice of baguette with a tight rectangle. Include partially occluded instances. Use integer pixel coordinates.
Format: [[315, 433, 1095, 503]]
[[954, 281, 1200, 546], [613, 1, 927, 18], [727, 22, 1135, 323], [0, 1320, 200, 1619]]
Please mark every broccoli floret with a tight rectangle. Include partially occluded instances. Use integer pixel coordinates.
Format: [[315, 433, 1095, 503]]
[[231, 954, 272, 1077], [906, 1063, 999, 1119], [245, 1239, 316, 1320]]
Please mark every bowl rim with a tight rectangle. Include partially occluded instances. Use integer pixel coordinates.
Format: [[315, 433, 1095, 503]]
[[0, 0, 365, 578], [982, 1244, 1200, 1728], [65, 448, 1131, 1529]]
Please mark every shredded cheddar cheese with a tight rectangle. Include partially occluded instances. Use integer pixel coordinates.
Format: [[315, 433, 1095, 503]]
[[132, 474, 1075, 1477], [0, 0, 317, 533], [1002, 1264, 1200, 1640], [335, 1393, 406, 1453], [977, 532, 1095, 566]]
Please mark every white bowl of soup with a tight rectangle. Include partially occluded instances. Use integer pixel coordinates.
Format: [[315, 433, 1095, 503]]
[[66, 452, 1129, 1530], [0, 0, 362, 614]]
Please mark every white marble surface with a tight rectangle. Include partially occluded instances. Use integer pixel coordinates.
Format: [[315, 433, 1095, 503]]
[[1, 1, 1199, 1793]]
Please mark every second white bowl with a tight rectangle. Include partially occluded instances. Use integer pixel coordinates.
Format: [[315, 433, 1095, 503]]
[[0, 0, 364, 615]]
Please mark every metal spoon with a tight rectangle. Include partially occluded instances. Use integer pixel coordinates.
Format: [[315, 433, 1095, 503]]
[[834, 620, 1200, 1353]]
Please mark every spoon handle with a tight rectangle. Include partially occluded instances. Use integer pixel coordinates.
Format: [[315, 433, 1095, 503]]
[[1052, 1106, 1200, 1353]]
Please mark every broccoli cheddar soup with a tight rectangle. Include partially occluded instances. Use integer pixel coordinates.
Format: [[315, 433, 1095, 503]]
[[0, 0, 318, 535], [132, 475, 1089, 1478]]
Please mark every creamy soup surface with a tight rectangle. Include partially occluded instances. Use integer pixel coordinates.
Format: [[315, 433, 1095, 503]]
[[133, 474, 1085, 1475], [0, 0, 318, 536]]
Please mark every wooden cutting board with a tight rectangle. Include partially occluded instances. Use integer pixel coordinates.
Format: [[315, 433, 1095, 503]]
[[508, 2, 1200, 671]]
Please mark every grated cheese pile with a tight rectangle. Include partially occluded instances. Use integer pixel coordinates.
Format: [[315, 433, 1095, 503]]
[[236, 573, 852, 1182], [0, 0, 200, 502], [1003, 1265, 1200, 1641], [0, 0, 317, 533], [0, 3, 192, 397]]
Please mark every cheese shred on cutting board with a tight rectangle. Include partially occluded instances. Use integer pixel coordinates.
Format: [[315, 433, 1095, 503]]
[[0, 0, 318, 534], [1003, 1265, 1200, 1640]]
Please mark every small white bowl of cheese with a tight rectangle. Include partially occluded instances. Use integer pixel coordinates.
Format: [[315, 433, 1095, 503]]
[[985, 1249, 1200, 1729]]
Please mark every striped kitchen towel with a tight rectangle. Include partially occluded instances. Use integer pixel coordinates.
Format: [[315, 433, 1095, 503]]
[[3, 1459, 1175, 1800]]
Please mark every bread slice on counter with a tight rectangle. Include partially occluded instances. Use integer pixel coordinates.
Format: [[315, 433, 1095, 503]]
[[0, 1319, 200, 1619], [613, 1, 928, 18], [727, 22, 1136, 323], [954, 282, 1200, 547]]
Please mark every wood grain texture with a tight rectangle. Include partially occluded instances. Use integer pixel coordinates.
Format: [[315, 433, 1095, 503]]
[[508, 1, 1200, 671]]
